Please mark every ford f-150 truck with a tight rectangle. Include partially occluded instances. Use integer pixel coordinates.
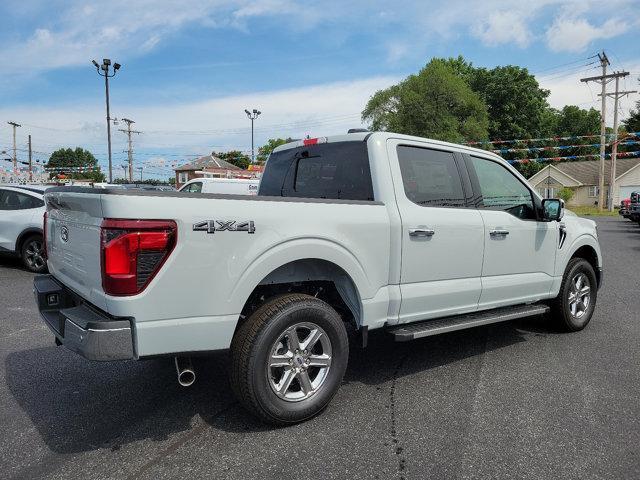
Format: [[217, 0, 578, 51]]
[[34, 131, 602, 424]]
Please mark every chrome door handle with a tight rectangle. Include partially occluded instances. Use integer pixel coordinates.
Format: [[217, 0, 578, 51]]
[[409, 228, 435, 237], [489, 229, 510, 237]]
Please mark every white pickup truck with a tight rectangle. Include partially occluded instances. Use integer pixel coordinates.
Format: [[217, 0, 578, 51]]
[[34, 131, 602, 424]]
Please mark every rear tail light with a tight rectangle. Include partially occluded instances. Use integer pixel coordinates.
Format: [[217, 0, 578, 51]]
[[100, 219, 177, 296]]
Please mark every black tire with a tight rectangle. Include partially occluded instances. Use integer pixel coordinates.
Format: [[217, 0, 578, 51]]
[[550, 258, 597, 332], [20, 234, 47, 273], [230, 293, 349, 425]]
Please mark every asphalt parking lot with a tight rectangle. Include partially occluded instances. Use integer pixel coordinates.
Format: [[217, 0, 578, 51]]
[[1, 215, 639, 480]]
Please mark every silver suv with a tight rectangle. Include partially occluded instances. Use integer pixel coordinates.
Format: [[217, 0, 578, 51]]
[[0, 185, 48, 272]]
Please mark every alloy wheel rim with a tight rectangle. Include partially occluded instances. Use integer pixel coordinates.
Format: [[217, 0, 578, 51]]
[[267, 322, 332, 402], [25, 240, 44, 270], [568, 273, 591, 319]]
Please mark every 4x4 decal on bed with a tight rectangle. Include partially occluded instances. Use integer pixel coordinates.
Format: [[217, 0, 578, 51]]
[[193, 220, 255, 234]]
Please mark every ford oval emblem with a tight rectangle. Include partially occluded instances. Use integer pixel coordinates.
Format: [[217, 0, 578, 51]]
[[60, 225, 69, 243]]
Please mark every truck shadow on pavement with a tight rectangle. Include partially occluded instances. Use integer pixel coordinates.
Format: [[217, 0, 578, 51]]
[[4, 315, 553, 455]]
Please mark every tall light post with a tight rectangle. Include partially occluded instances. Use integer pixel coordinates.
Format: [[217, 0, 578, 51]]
[[92, 58, 121, 182], [244, 108, 261, 163]]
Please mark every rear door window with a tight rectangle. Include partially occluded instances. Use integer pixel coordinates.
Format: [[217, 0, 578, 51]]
[[0, 190, 42, 210], [259, 141, 374, 201], [396, 146, 466, 207]]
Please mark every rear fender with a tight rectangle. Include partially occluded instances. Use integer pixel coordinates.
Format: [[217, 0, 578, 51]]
[[16, 228, 43, 253], [228, 238, 372, 315]]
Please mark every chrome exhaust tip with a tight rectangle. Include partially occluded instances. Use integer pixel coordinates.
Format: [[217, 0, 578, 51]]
[[174, 356, 196, 387]]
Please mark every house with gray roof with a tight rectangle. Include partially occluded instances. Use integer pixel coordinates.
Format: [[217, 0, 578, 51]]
[[528, 157, 640, 206], [174, 153, 242, 188]]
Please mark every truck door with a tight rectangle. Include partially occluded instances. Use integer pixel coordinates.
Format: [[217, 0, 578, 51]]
[[463, 154, 558, 309], [387, 140, 485, 323]]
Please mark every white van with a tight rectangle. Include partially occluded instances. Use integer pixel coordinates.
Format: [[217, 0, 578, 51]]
[[179, 177, 259, 195]]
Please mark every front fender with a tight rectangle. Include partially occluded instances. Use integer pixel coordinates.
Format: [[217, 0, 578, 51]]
[[559, 233, 602, 273]]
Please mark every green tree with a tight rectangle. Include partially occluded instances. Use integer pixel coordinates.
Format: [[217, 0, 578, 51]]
[[257, 138, 293, 163], [46, 147, 105, 182], [362, 59, 489, 142], [468, 65, 550, 140], [516, 161, 544, 179], [558, 187, 574, 203], [512, 105, 600, 177], [214, 150, 251, 170], [553, 105, 600, 136], [624, 100, 640, 133]]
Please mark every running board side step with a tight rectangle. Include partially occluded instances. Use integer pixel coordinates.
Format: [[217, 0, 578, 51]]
[[389, 304, 550, 342]]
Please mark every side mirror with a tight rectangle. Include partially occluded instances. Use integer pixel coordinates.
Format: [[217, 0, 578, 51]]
[[542, 198, 564, 221]]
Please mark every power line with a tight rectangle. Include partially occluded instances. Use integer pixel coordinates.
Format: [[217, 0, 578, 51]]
[[530, 54, 599, 75]]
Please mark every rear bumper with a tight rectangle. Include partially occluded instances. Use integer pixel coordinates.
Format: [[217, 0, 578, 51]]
[[33, 275, 135, 361]]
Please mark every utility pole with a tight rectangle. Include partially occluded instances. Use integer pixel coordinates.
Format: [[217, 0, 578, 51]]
[[599, 72, 636, 210], [581, 51, 612, 210], [92, 59, 121, 183], [28, 134, 33, 182], [244, 109, 261, 163], [137, 166, 143, 181], [7, 121, 21, 173], [118, 118, 141, 182]]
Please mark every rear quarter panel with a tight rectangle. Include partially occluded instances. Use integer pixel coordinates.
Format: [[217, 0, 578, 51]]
[[98, 193, 391, 354]]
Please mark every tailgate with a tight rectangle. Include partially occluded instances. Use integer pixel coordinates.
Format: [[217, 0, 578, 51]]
[[45, 190, 106, 310]]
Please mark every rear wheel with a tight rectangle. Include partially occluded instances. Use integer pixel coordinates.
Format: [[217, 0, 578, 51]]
[[230, 294, 349, 425], [550, 258, 597, 332], [21, 235, 47, 273]]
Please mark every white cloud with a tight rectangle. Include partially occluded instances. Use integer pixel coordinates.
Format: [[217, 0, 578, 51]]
[[385, 41, 410, 63], [0, 1, 281, 74], [536, 61, 640, 126], [0, 75, 398, 158], [472, 11, 532, 48], [546, 16, 629, 53]]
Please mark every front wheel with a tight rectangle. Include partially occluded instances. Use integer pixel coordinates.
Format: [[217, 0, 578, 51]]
[[550, 258, 597, 332], [21, 235, 47, 273], [230, 294, 349, 425]]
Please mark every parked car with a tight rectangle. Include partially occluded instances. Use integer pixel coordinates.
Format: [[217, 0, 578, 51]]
[[619, 198, 631, 218], [629, 191, 640, 222], [35, 132, 602, 425], [179, 177, 259, 195], [0, 184, 48, 272]]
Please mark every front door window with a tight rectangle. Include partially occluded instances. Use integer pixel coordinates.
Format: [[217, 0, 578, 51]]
[[469, 156, 536, 220]]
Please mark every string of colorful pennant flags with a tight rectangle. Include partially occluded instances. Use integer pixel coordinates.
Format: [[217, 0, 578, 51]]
[[493, 140, 640, 154], [506, 150, 640, 164], [465, 132, 640, 146]]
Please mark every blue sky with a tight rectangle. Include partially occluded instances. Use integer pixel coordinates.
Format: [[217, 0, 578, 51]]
[[1, 0, 639, 179]]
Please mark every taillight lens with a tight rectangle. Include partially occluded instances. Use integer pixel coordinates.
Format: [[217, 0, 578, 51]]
[[101, 219, 177, 296]]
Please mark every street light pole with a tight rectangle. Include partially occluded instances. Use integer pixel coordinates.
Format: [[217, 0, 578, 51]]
[[93, 58, 121, 182], [244, 109, 261, 163]]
